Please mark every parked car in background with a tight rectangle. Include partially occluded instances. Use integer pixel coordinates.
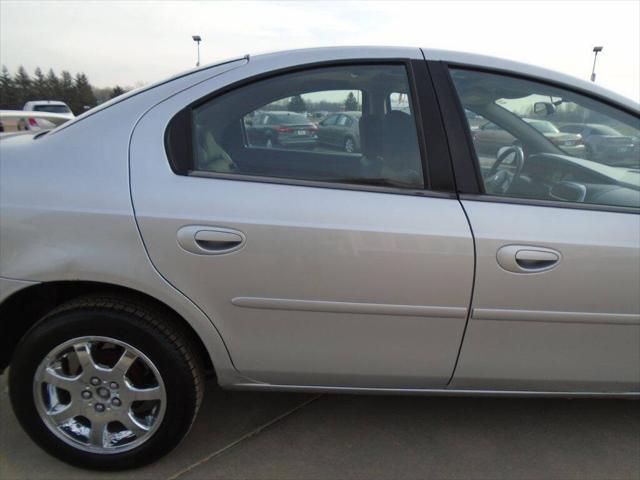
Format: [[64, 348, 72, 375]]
[[471, 121, 515, 156], [523, 118, 586, 157], [309, 111, 329, 121], [559, 123, 636, 165], [472, 118, 586, 158], [245, 111, 318, 149], [1, 46, 638, 471], [317, 111, 361, 152], [16, 100, 75, 131], [23, 100, 74, 116]]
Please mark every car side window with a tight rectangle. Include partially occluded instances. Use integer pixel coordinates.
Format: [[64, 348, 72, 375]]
[[336, 115, 350, 127], [189, 64, 425, 189], [450, 68, 640, 209], [388, 92, 411, 114], [320, 114, 338, 126]]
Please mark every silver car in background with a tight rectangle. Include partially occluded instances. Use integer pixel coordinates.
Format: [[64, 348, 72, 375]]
[[1, 47, 639, 470]]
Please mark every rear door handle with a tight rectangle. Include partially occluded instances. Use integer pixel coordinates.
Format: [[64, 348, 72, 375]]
[[177, 226, 245, 255], [497, 245, 561, 273]]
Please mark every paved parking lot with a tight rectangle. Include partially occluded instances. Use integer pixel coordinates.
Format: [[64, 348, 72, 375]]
[[1, 374, 639, 480]]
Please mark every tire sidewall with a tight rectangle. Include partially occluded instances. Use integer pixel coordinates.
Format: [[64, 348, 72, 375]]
[[9, 308, 198, 470]]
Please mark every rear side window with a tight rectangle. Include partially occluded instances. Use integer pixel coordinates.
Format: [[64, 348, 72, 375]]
[[185, 64, 425, 189]]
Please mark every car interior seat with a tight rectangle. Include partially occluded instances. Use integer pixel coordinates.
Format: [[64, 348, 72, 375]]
[[194, 125, 237, 173], [380, 110, 423, 186]]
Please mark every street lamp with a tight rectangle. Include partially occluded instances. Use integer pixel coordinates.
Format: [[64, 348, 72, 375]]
[[590, 46, 603, 82], [192, 35, 202, 67]]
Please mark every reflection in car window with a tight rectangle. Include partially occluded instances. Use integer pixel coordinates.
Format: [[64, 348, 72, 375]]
[[450, 69, 640, 209], [191, 65, 425, 189]]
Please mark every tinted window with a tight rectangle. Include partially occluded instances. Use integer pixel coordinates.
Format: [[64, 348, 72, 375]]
[[590, 125, 621, 136], [190, 65, 424, 189], [450, 68, 640, 208], [320, 114, 339, 126], [389, 92, 411, 114], [525, 119, 559, 134], [33, 105, 70, 113], [336, 115, 350, 126]]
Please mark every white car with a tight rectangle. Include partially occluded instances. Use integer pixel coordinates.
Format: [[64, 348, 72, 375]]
[[19, 100, 74, 130], [0, 47, 639, 470]]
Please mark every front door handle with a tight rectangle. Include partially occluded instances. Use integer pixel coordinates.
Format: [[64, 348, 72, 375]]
[[496, 245, 561, 273], [177, 226, 245, 255]]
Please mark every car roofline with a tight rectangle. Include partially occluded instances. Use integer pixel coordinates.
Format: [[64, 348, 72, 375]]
[[201, 46, 638, 112], [421, 47, 639, 113]]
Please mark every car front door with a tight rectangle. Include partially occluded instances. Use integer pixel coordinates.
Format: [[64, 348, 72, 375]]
[[318, 114, 339, 147], [436, 65, 640, 392], [130, 59, 475, 389]]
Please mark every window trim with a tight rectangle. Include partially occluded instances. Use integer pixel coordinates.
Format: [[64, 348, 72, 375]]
[[189, 169, 457, 199], [165, 58, 457, 196], [429, 60, 640, 213], [460, 193, 640, 215]]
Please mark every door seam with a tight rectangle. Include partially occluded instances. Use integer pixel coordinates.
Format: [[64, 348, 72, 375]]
[[447, 198, 477, 386]]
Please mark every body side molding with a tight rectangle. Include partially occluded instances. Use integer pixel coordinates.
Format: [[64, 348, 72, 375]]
[[232, 297, 468, 318], [473, 308, 640, 325]]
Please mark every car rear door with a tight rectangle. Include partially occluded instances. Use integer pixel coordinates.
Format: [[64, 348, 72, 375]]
[[130, 54, 474, 389], [430, 61, 640, 392]]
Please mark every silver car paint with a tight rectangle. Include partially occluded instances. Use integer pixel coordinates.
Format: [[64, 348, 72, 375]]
[[1, 46, 639, 395], [129, 47, 474, 387], [0, 58, 250, 385], [452, 200, 640, 392]]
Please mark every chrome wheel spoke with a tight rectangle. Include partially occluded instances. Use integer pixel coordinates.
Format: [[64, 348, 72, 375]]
[[89, 418, 108, 448], [73, 342, 96, 374], [128, 385, 161, 402], [113, 349, 137, 376], [42, 368, 81, 393], [49, 402, 82, 425], [121, 412, 150, 438]]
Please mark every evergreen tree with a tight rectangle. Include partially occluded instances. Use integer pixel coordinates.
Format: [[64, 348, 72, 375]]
[[45, 69, 60, 99], [0, 65, 18, 109], [109, 85, 126, 99], [287, 94, 306, 113], [59, 70, 74, 109], [74, 73, 97, 113], [32, 67, 47, 99], [14, 66, 32, 108], [344, 92, 359, 111]]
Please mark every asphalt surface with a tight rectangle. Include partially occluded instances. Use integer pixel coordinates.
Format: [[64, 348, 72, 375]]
[[1, 374, 639, 480]]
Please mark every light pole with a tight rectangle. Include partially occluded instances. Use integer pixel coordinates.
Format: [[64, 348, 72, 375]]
[[192, 35, 202, 67], [590, 46, 603, 82]]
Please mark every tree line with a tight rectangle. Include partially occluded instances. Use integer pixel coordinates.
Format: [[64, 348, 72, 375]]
[[0, 65, 129, 114], [263, 92, 361, 114]]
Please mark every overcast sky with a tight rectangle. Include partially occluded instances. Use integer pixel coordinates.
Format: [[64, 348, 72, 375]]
[[1, 1, 639, 100]]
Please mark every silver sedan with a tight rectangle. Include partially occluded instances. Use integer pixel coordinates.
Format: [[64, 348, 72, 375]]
[[1, 46, 639, 470]]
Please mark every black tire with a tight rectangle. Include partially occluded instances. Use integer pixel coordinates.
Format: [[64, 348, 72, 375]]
[[9, 294, 204, 470]]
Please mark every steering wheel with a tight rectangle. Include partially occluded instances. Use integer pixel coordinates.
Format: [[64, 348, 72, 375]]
[[485, 145, 525, 194]]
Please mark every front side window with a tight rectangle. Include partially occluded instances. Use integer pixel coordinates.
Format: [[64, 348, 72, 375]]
[[450, 69, 640, 208], [189, 64, 424, 189]]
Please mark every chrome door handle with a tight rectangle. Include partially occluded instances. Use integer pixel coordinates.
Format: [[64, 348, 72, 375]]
[[496, 245, 561, 273], [177, 226, 245, 255]]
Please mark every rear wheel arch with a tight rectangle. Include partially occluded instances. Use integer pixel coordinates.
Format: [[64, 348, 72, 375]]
[[0, 281, 214, 377]]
